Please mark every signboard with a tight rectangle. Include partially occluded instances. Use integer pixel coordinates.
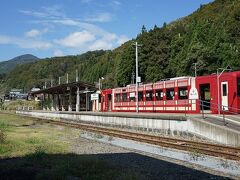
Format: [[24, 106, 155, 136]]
[[189, 87, 199, 100], [91, 93, 99, 101], [130, 92, 135, 97], [137, 76, 141, 83]]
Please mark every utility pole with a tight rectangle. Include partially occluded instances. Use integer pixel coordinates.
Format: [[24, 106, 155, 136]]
[[76, 69, 80, 112], [44, 81, 47, 89], [59, 77, 61, 85], [131, 71, 135, 84], [51, 79, 53, 87], [66, 73, 69, 84], [76, 69, 79, 82], [134, 42, 141, 113]]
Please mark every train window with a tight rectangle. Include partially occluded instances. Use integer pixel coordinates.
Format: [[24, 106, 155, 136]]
[[122, 93, 127, 102], [156, 89, 163, 100], [166, 88, 175, 100], [222, 84, 227, 96], [138, 91, 143, 101], [146, 90, 153, 101], [116, 94, 121, 102], [178, 87, 188, 99], [238, 78, 240, 96], [129, 92, 135, 102]]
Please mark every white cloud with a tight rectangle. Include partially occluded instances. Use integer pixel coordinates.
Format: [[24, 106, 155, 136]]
[[19, 6, 130, 54], [25, 28, 48, 38], [53, 49, 64, 56], [102, 33, 117, 42], [0, 35, 52, 49], [20, 5, 65, 19], [87, 34, 128, 50], [42, 6, 65, 18], [20, 10, 48, 18], [84, 12, 113, 23], [25, 29, 41, 37], [88, 39, 113, 50], [117, 35, 129, 45], [41, 19, 108, 36], [56, 31, 95, 48], [112, 1, 121, 6]]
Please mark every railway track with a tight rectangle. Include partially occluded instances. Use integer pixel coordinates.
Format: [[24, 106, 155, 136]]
[[46, 119, 240, 161]]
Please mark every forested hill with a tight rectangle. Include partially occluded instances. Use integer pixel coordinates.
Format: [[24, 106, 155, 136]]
[[0, 54, 39, 74], [2, 0, 240, 92]]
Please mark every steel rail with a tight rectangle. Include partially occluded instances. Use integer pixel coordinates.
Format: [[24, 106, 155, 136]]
[[48, 119, 240, 161]]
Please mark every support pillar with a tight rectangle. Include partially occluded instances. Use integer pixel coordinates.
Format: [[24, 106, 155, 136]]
[[51, 94, 55, 111], [43, 93, 46, 111], [47, 94, 50, 111], [56, 94, 59, 111], [86, 92, 88, 111], [76, 87, 80, 112], [68, 88, 72, 112], [61, 93, 65, 111]]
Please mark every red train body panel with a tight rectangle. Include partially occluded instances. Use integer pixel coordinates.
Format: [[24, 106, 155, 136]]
[[101, 71, 240, 114]]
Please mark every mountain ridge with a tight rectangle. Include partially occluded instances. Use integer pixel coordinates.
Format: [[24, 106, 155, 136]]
[[0, 54, 39, 75]]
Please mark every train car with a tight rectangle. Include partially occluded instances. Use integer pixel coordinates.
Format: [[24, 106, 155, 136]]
[[101, 89, 112, 112], [196, 71, 240, 114], [101, 71, 240, 114]]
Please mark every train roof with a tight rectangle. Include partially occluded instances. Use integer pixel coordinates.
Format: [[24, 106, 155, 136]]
[[111, 71, 240, 91]]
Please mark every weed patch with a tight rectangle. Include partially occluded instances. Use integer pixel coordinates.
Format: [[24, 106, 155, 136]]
[[94, 133, 104, 139], [108, 136, 113, 141], [0, 130, 6, 144], [0, 144, 9, 154], [25, 137, 42, 144], [188, 149, 205, 161], [26, 146, 47, 160], [0, 121, 9, 131]]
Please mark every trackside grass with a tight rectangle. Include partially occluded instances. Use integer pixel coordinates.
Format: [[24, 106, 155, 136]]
[[0, 113, 140, 180]]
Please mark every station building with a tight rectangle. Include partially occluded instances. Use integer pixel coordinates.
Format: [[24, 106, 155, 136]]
[[30, 81, 99, 112]]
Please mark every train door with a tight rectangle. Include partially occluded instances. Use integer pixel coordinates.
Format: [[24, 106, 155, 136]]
[[221, 82, 228, 110], [199, 83, 211, 111], [107, 94, 112, 111]]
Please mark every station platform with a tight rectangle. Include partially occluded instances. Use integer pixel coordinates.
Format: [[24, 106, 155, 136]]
[[16, 110, 240, 147], [33, 110, 240, 129], [189, 114, 240, 132]]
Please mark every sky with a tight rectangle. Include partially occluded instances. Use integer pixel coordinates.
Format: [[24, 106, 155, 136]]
[[0, 0, 213, 61]]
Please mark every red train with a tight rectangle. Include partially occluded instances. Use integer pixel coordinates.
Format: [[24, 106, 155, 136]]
[[101, 71, 240, 114]]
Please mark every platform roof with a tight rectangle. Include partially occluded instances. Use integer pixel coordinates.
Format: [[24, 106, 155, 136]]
[[30, 81, 97, 95]]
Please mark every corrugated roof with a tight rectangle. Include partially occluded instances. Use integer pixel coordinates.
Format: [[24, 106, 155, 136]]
[[30, 81, 97, 95]]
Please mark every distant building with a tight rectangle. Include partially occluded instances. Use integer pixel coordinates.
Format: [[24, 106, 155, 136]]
[[4, 88, 28, 101], [9, 89, 23, 96], [30, 88, 41, 92], [28, 88, 42, 101]]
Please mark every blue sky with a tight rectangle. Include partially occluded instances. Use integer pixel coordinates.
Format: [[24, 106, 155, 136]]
[[0, 0, 213, 61]]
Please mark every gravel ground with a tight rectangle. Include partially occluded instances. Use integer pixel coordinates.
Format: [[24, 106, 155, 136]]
[[66, 131, 232, 180]]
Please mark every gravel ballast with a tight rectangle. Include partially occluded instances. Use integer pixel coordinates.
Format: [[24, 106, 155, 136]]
[[66, 130, 237, 180]]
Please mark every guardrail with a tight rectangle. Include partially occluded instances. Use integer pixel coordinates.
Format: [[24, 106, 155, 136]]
[[197, 99, 240, 125], [17, 106, 34, 111]]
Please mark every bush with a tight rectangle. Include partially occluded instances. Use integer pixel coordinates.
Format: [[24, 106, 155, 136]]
[[26, 146, 47, 160], [3, 100, 41, 111]]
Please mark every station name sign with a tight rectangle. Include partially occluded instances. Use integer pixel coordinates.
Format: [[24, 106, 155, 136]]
[[91, 93, 99, 100]]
